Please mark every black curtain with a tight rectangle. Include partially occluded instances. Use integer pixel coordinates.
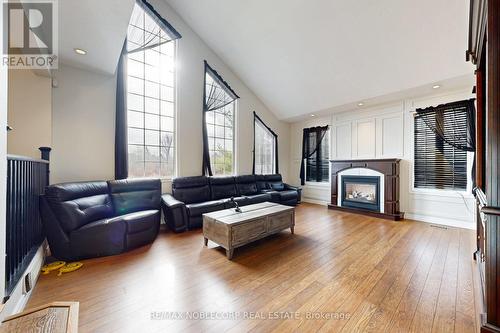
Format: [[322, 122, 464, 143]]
[[416, 99, 476, 152], [115, 42, 128, 180], [300, 126, 329, 185], [202, 61, 239, 176], [252, 112, 279, 174], [115, 0, 181, 179], [416, 98, 476, 188]]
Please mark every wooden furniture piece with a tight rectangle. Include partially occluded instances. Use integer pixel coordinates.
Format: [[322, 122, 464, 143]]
[[203, 202, 295, 259], [468, 0, 500, 332], [328, 159, 404, 221], [0, 302, 79, 333]]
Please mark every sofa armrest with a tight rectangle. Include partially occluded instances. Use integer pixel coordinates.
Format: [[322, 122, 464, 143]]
[[162, 194, 185, 209], [40, 195, 72, 260], [161, 194, 188, 233], [284, 184, 301, 191], [284, 184, 302, 203]]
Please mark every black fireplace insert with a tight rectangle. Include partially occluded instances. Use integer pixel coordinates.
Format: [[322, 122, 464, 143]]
[[341, 175, 380, 212]]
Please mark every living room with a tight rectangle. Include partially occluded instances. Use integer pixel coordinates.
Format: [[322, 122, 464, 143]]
[[0, 0, 498, 332]]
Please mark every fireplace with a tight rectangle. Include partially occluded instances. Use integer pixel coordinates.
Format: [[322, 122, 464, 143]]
[[341, 175, 380, 212], [330, 159, 403, 220]]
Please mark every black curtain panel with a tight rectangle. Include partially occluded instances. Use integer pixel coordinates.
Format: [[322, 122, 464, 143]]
[[202, 61, 239, 176], [300, 125, 329, 185], [114, 0, 181, 179], [416, 99, 476, 152], [115, 42, 128, 180], [416, 98, 476, 189], [252, 112, 279, 174]]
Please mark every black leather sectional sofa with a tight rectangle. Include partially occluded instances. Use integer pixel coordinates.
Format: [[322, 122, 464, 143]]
[[40, 178, 161, 261], [162, 174, 301, 232]]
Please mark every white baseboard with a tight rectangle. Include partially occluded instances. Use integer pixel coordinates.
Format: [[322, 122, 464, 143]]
[[0, 245, 45, 320], [302, 198, 328, 206], [405, 213, 476, 230]]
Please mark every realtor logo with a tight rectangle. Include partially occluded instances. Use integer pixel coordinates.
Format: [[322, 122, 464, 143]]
[[2, 0, 58, 69]]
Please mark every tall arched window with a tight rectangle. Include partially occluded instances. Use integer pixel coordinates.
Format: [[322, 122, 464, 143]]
[[202, 61, 239, 176], [253, 113, 278, 175], [119, 0, 181, 179]]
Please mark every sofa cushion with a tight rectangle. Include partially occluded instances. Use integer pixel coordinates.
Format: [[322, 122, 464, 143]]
[[126, 226, 158, 249], [265, 174, 283, 183], [255, 175, 270, 191], [70, 217, 127, 259], [270, 183, 285, 191], [46, 181, 109, 201], [265, 174, 284, 191], [108, 179, 161, 215], [110, 210, 160, 234], [277, 190, 298, 202], [209, 176, 238, 200], [172, 176, 210, 204], [225, 196, 251, 208], [186, 200, 226, 217], [246, 193, 272, 204], [235, 175, 258, 195], [45, 181, 114, 233]]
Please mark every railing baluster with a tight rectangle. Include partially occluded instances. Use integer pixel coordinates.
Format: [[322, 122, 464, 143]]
[[4, 155, 49, 298]]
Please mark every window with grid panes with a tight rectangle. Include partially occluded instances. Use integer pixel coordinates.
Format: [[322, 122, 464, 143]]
[[205, 71, 235, 175], [126, 2, 176, 178], [254, 117, 276, 174]]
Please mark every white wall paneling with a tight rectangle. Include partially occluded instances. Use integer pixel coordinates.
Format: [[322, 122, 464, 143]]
[[332, 122, 351, 159], [377, 113, 404, 158], [352, 118, 376, 158]]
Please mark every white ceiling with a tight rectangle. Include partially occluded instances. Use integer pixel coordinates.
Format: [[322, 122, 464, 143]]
[[164, 0, 474, 120], [57, 0, 135, 75]]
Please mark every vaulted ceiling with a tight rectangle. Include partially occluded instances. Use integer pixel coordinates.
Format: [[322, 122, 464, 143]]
[[57, 0, 135, 74], [164, 0, 474, 120]]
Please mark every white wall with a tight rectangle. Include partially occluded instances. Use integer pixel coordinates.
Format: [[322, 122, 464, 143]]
[[7, 69, 52, 159], [51, 64, 116, 184], [289, 89, 476, 229], [51, 0, 290, 186]]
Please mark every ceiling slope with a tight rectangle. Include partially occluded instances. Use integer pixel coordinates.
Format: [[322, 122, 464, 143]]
[[58, 0, 135, 75], [164, 0, 474, 120]]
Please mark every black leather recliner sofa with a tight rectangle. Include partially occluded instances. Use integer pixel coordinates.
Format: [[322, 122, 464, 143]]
[[40, 178, 161, 261], [162, 174, 301, 232]]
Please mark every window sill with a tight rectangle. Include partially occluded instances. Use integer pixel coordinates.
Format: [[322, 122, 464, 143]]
[[126, 177, 174, 182], [410, 187, 474, 199]]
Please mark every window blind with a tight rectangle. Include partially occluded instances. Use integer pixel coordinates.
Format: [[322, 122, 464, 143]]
[[414, 103, 469, 190], [301, 126, 329, 184]]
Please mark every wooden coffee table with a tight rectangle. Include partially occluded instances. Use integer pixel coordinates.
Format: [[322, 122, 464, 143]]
[[203, 202, 295, 259]]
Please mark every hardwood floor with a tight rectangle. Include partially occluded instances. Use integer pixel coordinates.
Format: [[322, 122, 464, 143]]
[[27, 203, 480, 333]]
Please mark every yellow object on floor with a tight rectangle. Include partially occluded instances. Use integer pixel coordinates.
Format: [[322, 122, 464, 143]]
[[58, 262, 83, 276], [41, 261, 66, 275]]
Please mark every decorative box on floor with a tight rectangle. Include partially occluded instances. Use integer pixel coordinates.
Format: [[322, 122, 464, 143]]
[[0, 302, 79, 333]]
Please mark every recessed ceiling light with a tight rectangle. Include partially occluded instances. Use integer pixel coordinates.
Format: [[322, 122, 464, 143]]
[[357, 102, 364, 107], [74, 48, 87, 55], [432, 84, 441, 89], [311, 114, 315, 117]]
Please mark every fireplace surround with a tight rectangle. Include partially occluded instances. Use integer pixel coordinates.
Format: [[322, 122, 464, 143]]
[[329, 159, 404, 220]]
